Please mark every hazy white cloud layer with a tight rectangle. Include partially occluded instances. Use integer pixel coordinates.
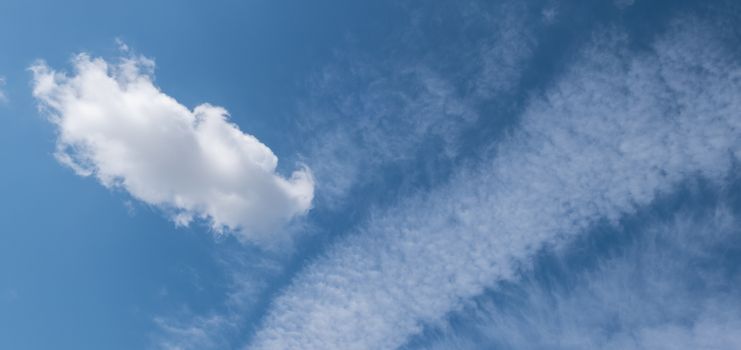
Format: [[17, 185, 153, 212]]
[[249, 21, 741, 350], [300, 2, 536, 207], [302, 66, 477, 205], [423, 208, 741, 350], [31, 54, 314, 239], [154, 247, 284, 350]]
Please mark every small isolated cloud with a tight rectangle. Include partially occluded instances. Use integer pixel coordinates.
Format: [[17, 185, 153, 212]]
[[0, 77, 7, 103], [30, 54, 314, 240], [615, 0, 635, 10], [541, 6, 558, 24], [114, 37, 130, 53]]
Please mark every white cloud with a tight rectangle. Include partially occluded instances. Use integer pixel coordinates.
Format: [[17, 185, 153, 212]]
[[299, 2, 537, 207], [302, 66, 478, 205], [153, 244, 285, 349], [0, 77, 7, 103], [469, 2, 535, 98], [615, 0, 636, 10], [31, 54, 314, 240], [422, 208, 741, 350], [541, 6, 559, 24], [248, 20, 741, 350], [115, 37, 130, 53], [152, 4, 544, 347]]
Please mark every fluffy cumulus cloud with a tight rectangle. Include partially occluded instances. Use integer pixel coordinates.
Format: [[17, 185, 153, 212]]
[[248, 20, 741, 350], [31, 54, 314, 239]]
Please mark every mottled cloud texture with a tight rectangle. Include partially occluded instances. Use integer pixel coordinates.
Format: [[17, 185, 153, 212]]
[[249, 21, 741, 349], [299, 2, 536, 207], [423, 207, 741, 350], [31, 54, 314, 240]]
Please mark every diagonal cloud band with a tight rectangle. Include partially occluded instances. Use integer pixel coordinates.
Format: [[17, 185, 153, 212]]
[[249, 20, 741, 350]]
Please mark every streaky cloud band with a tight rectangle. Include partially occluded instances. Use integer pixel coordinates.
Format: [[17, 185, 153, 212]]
[[423, 205, 741, 349], [249, 20, 741, 350]]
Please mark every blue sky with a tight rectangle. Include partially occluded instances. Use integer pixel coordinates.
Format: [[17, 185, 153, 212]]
[[1, 0, 740, 349]]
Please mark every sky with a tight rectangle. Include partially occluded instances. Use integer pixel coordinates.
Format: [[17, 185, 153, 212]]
[[1, 0, 740, 349]]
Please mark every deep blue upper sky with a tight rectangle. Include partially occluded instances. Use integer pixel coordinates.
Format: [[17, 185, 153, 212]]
[[1, 1, 740, 349]]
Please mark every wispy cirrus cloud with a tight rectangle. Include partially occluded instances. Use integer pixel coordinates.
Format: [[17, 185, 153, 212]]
[[31, 54, 314, 241], [301, 66, 477, 205], [151, 2, 544, 347], [298, 1, 538, 208], [249, 19, 741, 350], [153, 245, 284, 350], [420, 205, 741, 350]]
